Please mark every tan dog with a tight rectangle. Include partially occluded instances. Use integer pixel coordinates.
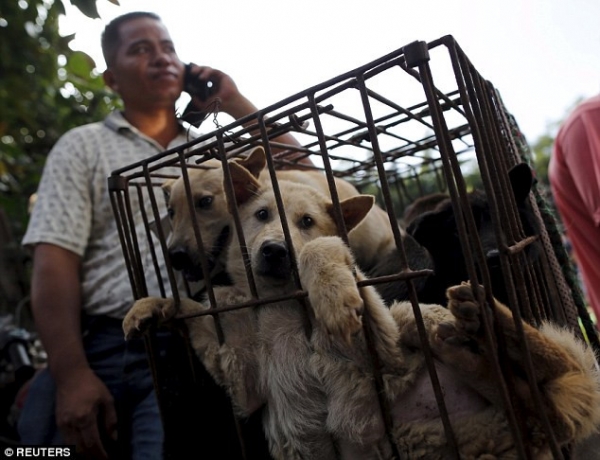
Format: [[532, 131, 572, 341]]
[[162, 146, 395, 284], [161, 158, 232, 283], [238, 147, 395, 272], [125, 160, 600, 459], [127, 160, 375, 459]]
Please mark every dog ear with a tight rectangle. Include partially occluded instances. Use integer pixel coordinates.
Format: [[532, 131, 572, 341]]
[[508, 163, 534, 204], [333, 195, 374, 233], [227, 161, 262, 213], [162, 178, 177, 202], [234, 146, 267, 179], [407, 206, 453, 251], [403, 192, 449, 227]]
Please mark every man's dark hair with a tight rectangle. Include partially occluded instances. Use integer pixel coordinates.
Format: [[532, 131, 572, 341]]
[[101, 11, 161, 67]]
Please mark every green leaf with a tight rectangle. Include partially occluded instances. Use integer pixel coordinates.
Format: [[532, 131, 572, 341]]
[[67, 50, 96, 78], [61, 32, 77, 45], [69, 0, 100, 19], [55, 0, 67, 15]]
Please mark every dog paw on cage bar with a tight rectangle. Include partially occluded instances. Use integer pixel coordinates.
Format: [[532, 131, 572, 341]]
[[122, 297, 178, 339]]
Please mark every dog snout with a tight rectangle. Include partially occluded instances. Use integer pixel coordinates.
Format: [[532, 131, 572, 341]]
[[169, 248, 193, 271], [168, 246, 215, 282], [261, 241, 288, 261], [257, 241, 291, 279]]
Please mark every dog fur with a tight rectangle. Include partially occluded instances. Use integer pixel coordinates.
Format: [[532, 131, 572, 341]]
[[402, 192, 450, 227], [163, 158, 232, 283], [125, 159, 600, 459]]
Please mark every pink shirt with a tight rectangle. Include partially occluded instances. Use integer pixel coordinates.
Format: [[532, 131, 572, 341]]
[[549, 94, 600, 320]]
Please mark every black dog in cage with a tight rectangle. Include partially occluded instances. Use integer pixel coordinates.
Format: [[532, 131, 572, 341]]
[[370, 163, 539, 308]]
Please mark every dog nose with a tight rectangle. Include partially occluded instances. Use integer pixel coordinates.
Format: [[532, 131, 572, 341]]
[[169, 248, 192, 270], [261, 241, 288, 262], [258, 241, 291, 279]]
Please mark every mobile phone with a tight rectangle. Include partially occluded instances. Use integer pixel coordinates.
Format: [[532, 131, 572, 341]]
[[184, 63, 215, 101]]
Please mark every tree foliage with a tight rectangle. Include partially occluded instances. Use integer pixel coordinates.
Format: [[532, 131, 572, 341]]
[[0, 0, 120, 238], [0, 0, 118, 310]]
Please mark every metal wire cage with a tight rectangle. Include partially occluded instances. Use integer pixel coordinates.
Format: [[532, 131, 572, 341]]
[[109, 35, 597, 459]]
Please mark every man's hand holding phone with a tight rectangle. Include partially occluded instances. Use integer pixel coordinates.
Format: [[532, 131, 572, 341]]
[[184, 63, 216, 101], [181, 63, 258, 126]]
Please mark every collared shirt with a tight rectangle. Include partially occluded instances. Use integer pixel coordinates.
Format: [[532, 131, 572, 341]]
[[549, 94, 600, 319], [23, 111, 200, 318]]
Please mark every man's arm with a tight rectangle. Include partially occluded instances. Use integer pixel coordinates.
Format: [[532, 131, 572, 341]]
[[30, 243, 117, 459]]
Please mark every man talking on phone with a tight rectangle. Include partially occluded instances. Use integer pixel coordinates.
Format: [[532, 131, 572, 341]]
[[19, 11, 308, 459]]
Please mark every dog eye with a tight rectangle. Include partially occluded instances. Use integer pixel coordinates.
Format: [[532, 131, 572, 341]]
[[167, 207, 174, 219], [299, 215, 314, 229], [196, 196, 213, 209], [255, 208, 269, 221]]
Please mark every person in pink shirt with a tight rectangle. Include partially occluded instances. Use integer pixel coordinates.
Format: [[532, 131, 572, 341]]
[[549, 94, 600, 325]]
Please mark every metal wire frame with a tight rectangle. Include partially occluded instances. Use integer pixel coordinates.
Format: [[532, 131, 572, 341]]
[[108, 35, 594, 459]]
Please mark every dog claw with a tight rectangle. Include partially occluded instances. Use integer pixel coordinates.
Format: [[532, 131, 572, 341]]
[[431, 283, 490, 360], [123, 297, 177, 340]]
